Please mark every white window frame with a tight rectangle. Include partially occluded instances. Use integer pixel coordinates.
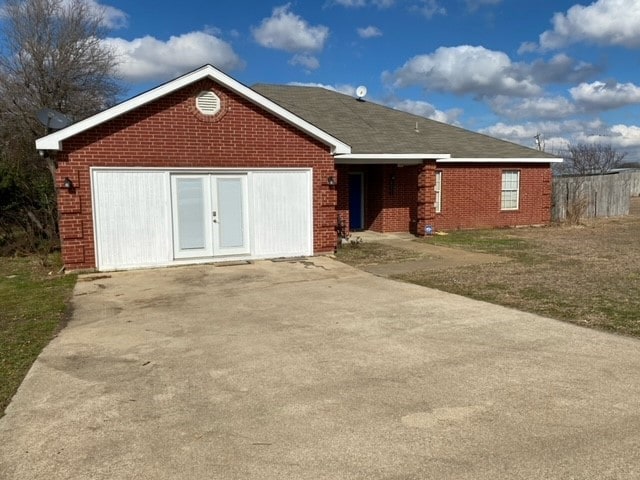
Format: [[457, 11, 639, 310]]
[[434, 170, 442, 213], [501, 170, 520, 211]]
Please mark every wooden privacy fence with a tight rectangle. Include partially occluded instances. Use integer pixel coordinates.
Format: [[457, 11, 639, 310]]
[[621, 170, 640, 196], [552, 171, 635, 221]]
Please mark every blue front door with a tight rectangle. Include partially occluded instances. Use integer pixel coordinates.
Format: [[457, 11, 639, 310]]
[[348, 173, 364, 230]]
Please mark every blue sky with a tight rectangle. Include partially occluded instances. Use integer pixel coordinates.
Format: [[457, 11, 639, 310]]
[[93, 0, 640, 160]]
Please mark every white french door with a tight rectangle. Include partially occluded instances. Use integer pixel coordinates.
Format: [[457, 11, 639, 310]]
[[171, 174, 249, 259], [213, 176, 250, 255]]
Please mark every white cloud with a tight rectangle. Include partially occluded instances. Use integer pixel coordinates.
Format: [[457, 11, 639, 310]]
[[84, 0, 128, 29], [534, 0, 640, 50], [104, 32, 244, 84], [287, 82, 357, 96], [412, 0, 446, 19], [385, 45, 541, 97], [289, 54, 320, 70], [489, 95, 577, 120], [481, 119, 605, 141], [2, 0, 128, 29], [479, 121, 574, 154], [332, 0, 395, 7], [252, 4, 329, 53], [606, 125, 640, 149], [574, 124, 640, 159], [480, 122, 543, 145], [332, 0, 366, 6], [357, 26, 382, 38], [517, 42, 538, 55], [527, 54, 602, 85], [478, 118, 640, 161], [570, 81, 640, 110], [390, 99, 462, 124]]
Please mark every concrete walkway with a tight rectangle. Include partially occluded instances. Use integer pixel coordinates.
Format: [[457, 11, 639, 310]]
[[1, 257, 639, 479]]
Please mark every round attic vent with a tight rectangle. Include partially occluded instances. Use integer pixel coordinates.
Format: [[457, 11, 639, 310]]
[[196, 90, 221, 116]]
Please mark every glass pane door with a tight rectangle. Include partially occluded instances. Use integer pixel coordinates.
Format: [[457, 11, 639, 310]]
[[171, 175, 212, 258], [171, 174, 249, 259], [212, 176, 249, 256]]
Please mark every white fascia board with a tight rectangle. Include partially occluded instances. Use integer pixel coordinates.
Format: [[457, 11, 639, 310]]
[[437, 157, 563, 163], [36, 64, 351, 154], [335, 153, 451, 165]]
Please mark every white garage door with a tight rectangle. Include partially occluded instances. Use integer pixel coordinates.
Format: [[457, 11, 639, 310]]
[[92, 170, 173, 270], [91, 169, 313, 271], [250, 170, 313, 258]]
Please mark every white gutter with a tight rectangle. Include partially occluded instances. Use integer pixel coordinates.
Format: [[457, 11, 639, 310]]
[[436, 157, 563, 163], [334, 153, 450, 165]]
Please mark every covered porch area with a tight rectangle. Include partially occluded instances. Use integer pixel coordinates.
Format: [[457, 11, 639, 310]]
[[334, 154, 446, 236]]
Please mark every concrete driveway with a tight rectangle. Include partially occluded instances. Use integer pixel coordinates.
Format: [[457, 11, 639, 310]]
[[1, 257, 639, 479]]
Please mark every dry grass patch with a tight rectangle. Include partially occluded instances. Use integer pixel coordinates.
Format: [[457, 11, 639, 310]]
[[399, 216, 640, 336], [335, 241, 423, 267]]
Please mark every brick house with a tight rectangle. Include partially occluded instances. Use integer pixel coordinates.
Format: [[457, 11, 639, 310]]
[[36, 64, 561, 272]]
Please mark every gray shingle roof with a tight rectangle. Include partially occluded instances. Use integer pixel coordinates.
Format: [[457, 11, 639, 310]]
[[253, 84, 556, 159]]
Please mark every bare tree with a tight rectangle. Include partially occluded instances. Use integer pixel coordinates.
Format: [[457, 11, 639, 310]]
[[0, 0, 121, 258], [562, 143, 626, 175]]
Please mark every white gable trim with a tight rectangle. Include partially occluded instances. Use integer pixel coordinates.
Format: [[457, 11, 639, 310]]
[[437, 157, 563, 163], [35, 64, 351, 155]]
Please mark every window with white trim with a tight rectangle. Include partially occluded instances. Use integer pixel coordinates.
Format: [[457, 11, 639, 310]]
[[434, 170, 442, 213], [501, 170, 520, 210]]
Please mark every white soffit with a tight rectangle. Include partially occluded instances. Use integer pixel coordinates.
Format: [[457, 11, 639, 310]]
[[36, 64, 351, 155]]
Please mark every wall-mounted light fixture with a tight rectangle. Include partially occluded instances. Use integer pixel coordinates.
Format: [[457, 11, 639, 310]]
[[63, 177, 74, 190], [327, 176, 337, 187]]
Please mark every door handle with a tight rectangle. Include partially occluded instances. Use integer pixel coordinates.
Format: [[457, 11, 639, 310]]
[[212, 211, 217, 223]]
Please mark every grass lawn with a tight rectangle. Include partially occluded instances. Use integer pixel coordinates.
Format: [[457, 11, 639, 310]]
[[0, 256, 76, 416], [337, 215, 640, 337]]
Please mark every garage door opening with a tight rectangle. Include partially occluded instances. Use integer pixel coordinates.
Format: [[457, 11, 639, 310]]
[[91, 168, 313, 271]]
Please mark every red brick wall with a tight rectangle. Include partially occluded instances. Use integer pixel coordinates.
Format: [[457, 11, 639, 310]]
[[369, 165, 419, 233], [336, 165, 350, 234], [433, 163, 552, 230], [416, 161, 436, 236], [55, 79, 337, 270], [335, 162, 552, 236]]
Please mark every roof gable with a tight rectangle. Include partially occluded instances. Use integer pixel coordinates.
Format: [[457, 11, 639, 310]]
[[35, 65, 350, 154]]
